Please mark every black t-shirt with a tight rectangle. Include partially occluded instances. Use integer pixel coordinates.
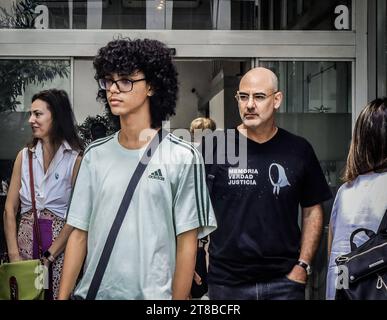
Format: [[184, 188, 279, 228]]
[[202, 128, 332, 285]]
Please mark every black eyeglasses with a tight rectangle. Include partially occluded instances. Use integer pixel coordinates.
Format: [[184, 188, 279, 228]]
[[98, 78, 146, 92]]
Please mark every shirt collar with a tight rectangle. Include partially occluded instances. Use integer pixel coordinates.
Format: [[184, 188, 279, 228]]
[[62, 140, 73, 152], [29, 140, 74, 154], [29, 140, 76, 176]]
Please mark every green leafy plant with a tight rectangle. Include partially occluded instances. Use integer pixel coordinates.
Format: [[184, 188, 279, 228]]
[[0, 0, 39, 29], [78, 111, 119, 147], [0, 60, 70, 113], [0, 1, 70, 113]]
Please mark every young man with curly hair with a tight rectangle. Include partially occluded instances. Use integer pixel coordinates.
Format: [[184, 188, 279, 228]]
[[58, 38, 217, 300]]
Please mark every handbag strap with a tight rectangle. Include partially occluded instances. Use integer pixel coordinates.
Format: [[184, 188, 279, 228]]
[[86, 129, 168, 300], [349, 209, 387, 251], [349, 228, 376, 251], [377, 209, 387, 233], [28, 150, 43, 258]]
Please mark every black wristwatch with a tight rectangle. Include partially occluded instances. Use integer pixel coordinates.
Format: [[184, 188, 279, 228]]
[[43, 250, 55, 263], [297, 260, 312, 275]]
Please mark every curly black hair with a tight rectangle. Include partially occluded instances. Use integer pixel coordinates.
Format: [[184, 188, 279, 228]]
[[93, 38, 178, 129]]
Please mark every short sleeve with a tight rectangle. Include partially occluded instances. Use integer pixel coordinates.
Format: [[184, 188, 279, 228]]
[[299, 142, 332, 207], [173, 149, 217, 239], [65, 153, 94, 231]]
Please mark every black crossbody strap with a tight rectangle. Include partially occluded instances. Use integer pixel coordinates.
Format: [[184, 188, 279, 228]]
[[86, 129, 168, 300], [377, 209, 387, 233]]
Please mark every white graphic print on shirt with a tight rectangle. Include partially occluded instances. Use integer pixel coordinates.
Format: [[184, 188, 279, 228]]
[[228, 168, 258, 185], [269, 163, 291, 195]]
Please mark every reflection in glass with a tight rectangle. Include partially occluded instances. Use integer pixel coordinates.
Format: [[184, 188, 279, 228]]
[[172, 0, 212, 29], [259, 61, 351, 114], [231, 0, 352, 30], [0, 0, 352, 30], [259, 60, 352, 299], [0, 59, 70, 159], [259, 60, 352, 170]]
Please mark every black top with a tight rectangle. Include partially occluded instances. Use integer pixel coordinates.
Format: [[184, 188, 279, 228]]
[[203, 128, 332, 285]]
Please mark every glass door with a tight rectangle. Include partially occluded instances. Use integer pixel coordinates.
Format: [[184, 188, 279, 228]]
[[259, 60, 352, 299], [193, 58, 353, 299], [0, 58, 71, 253]]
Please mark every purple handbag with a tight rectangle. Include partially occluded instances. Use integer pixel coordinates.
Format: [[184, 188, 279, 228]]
[[32, 219, 52, 260]]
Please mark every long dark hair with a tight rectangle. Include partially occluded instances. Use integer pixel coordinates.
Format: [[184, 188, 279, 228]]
[[343, 97, 387, 182], [28, 89, 83, 152]]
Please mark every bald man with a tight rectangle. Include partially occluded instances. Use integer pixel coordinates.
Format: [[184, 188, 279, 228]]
[[204, 67, 332, 300]]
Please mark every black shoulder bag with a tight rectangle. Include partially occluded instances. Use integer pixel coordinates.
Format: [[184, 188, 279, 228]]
[[335, 209, 387, 300], [84, 129, 167, 300]]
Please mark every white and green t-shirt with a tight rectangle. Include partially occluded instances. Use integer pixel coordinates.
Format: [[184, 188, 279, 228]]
[[66, 131, 217, 299]]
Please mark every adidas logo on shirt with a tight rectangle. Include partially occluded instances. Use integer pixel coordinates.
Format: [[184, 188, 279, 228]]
[[148, 169, 165, 181]]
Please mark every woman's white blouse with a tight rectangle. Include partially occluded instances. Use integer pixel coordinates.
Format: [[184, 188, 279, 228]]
[[19, 140, 79, 219]]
